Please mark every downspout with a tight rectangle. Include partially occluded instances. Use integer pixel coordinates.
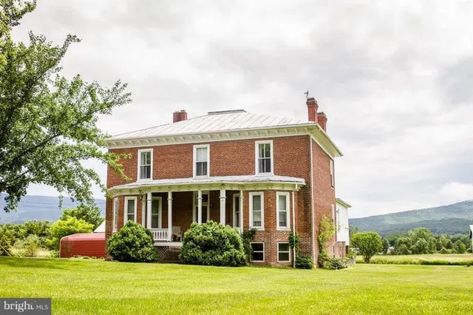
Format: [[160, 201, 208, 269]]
[[292, 188, 296, 268]]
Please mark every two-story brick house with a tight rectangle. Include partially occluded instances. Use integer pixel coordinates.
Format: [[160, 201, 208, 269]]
[[105, 97, 344, 266]]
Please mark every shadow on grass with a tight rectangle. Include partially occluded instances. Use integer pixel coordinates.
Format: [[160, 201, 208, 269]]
[[0, 256, 80, 270]]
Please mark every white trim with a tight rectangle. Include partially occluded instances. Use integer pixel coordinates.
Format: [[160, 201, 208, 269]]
[[239, 190, 244, 232], [141, 196, 146, 226], [137, 148, 153, 181], [193, 191, 210, 223], [105, 124, 343, 158], [277, 242, 291, 263], [232, 193, 241, 229], [124, 196, 138, 224], [167, 192, 173, 241], [249, 192, 264, 230], [330, 159, 335, 188], [112, 197, 119, 231], [276, 192, 290, 230], [219, 189, 226, 225], [255, 140, 274, 175], [250, 242, 265, 262], [193, 144, 210, 177], [146, 192, 152, 228]]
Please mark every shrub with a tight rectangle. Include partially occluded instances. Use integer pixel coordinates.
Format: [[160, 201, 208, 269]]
[[351, 232, 383, 263], [107, 221, 157, 262], [61, 205, 103, 229], [241, 228, 256, 262], [48, 217, 94, 250], [295, 255, 313, 269], [453, 240, 467, 254], [0, 225, 16, 256], [317, 216, 335, 268], [323, 257, 349, 270], [11, 235, 42, 257], [180, 221, 246, 266]]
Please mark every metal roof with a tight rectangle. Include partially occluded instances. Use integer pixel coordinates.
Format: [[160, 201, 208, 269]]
[[110, 110, 309, 140], [109, 175, 306, 191]]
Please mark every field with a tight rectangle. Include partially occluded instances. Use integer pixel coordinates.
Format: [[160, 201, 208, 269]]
[[1, 257, 472, 314], [356, 254, 473, 265]]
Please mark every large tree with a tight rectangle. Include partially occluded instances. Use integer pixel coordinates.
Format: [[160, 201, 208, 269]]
[[0, 0, 130, 211]]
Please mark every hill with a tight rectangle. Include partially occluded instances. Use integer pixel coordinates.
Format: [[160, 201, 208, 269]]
[[350, 200, 473, 236], [0, 194, 105, 224]]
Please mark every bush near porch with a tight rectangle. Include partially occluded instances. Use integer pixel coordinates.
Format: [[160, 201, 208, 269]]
[[107, 221, 158, 262], [180, 221, 246, 266]]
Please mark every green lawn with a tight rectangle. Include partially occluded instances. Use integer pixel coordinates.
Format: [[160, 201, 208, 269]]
[[1, 257, 472, 314], [357, 254, 473, 265]]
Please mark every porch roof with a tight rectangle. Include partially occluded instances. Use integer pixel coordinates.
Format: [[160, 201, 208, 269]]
[[108, 175, 305, 196]]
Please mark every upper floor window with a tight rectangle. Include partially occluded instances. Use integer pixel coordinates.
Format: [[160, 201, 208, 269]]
[[193, 144, 209, 177], [276, 192, 290, 230], [138, 149, 153, 180], [330, 159, 334, 187], [249, 192, 264, 229], [255, 140, 273, 174]]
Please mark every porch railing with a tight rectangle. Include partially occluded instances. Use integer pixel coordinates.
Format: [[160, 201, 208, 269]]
[[151, 228, 169, 241]]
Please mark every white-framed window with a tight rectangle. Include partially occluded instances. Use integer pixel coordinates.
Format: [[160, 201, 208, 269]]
[[232, 193, 241, 229], [138, 149, 153, 180], [193, 144, 210, 177], [113, 197, 119, 231], [277, 242, 291, 262], [255, 140, 273, 175], [249, 192, 264, 230], [330, 159, 334, 187], [276, 192, 290, 230], [124, 196, 137, 223], [250, 242, 265, 262], [150, 197, 162, 229], [192, 191, 210, 223]]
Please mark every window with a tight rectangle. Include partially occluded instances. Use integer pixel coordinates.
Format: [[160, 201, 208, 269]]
[[255, 141, 273, 174], [276, 192, 290, 229], [113, 198, 119, 231], [250, 242, 265, 262], [124, 197, 137, 223], [277, 243, 290, 262], [193, 145, 209, 177], [193, 191, 210, 223], [138, 149, 153, 180], [150, 197, 162, 229], [330, 159, 335, 187], [249, 192, 264, 229], [233, 194, 241, 229]]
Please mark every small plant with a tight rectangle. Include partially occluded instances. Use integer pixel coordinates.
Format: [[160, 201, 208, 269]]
[[107, 221, 158, 262], [180, 221, 246, 266], [295, 255, 313, 269], [323, 257, 349, 270]]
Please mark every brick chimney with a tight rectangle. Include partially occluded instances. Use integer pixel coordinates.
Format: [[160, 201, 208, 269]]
[[306, 97, 318, 122], [173, 110, 187, 123], [317, 112, 328, 131]]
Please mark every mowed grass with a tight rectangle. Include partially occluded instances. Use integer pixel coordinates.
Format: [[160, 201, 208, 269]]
[[1, 257, 473, 314], [357, 254, 473, 266]]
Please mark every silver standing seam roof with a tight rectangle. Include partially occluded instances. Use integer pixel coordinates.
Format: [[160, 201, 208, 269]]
[[110, 110, 308, 140]]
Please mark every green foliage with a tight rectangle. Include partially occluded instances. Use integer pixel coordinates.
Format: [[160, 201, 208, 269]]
[[241, 228, 256, 262], [0, 224, 15, 255], [11, 234, 41, 257], [351, 232, 383, 263], [48, 217, 93, 250], [107, 221, 157, 262], [61, 205, 103, 229], [453, 240, 466, 254], [0, 221, 51, 255], [295, 255, 313, 269], [322, 257, 349, 270], [0, 0, 131, 212], [317, 216, 335, 268], [180, 221, 246, 266]]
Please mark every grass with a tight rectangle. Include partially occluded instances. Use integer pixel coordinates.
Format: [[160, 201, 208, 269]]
[[1, 257, 473, 314], [357, 254, 473, 266]]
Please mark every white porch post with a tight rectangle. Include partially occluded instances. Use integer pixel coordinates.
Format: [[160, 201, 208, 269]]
[[197, 190, 202, 224], [219, 189, 226, 225], [146, 192, 152, 229], [239, 190, 243, 232], [167, 192, 172, 241]]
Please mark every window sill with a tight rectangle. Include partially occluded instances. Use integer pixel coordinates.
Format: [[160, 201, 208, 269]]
[[277, 227, 291, 231], [255, 172, 274, 176], [250, 227, 264, 231]]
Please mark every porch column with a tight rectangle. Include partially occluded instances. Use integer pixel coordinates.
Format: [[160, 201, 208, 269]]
[[219, 189, 226, 225], [197, 190, 202, 224], [239, 190, 243, 232], [146, 192, 152, 229], [168, 192, 173, 241]]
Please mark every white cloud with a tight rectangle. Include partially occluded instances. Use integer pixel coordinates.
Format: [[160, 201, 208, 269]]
[[439, 182, 473, 205]]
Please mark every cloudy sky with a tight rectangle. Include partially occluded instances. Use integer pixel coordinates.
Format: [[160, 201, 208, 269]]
[[13, 0, 473, 218]]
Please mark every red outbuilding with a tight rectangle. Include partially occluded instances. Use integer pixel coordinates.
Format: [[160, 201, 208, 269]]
[[59, 232, 106, 258]]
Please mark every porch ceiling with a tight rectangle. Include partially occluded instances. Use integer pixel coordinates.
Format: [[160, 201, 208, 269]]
[[108, 175, 305, 196]]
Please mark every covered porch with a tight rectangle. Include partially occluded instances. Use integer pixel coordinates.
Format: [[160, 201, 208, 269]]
[[108, 175, 305, 244]]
